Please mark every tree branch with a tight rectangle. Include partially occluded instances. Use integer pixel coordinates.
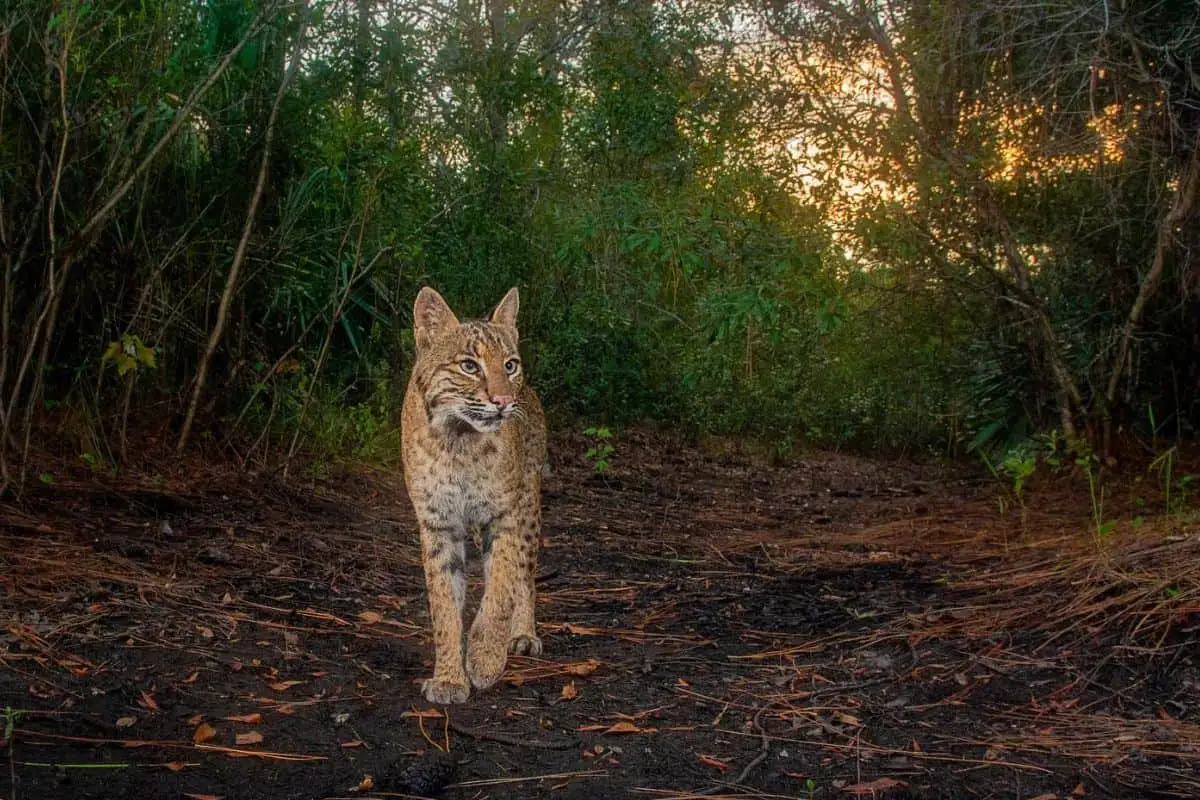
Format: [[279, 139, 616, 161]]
[[1103, 135, 1200, 449], [178, 2, 310, 452]]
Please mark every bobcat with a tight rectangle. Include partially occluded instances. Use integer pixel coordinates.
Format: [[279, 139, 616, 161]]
[[400, 287, 547, 704]]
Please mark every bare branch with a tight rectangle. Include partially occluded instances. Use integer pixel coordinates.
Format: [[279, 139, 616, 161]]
[[178, 3, 311, 453]]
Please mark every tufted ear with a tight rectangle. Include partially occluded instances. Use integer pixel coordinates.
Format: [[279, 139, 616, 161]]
[[413, 287, 460, 352], [489, 287, 520, 328]]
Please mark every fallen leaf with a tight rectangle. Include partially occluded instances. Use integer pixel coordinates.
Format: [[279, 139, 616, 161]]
[[230, 661, 243, 673], [222, 713, 263, 724], [560, 681, 579, 701], [836, 712, 862, 727], [187, 714, 205, 727], [192, 723, 218, 744], [268, 680, 305, 692], [183, 794, 223, 800], [138, 690, 160, 711], [115, 716, 138, 729], [353, 775, 375, 792], [358, 611, 383, 624], [163, 761, 190, 772], [341, 739, 366, 748], [182, 671, 200, 684], [698, 754, 730, 771], [197, 626, 214, 640], [1071, 784, 1087, 797], [563, 660, 601, 676], [235, 731, 263, 745], [842, 778, 907, 795]]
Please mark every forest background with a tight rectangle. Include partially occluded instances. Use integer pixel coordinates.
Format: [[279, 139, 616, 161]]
[[2, 0, 1198, 485]]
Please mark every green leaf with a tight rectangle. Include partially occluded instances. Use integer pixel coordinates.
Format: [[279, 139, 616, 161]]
[[340, 315, 361, 355]]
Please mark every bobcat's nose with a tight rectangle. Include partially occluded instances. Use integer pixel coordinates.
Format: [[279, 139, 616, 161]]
[[490, 394, 515, 411]]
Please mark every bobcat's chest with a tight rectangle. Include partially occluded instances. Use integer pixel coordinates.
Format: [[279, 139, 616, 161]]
[[410, 436, 516, 528]]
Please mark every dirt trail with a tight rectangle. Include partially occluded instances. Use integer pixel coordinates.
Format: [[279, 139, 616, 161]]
[[1, 434, 1197, 799]]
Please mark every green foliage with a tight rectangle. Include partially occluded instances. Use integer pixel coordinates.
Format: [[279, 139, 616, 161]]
[[1150, 446, 1196, 519], [79, 450, 118, 477], [102, 336, 157, 377], [1075, 450, 1115, 546], [1001, 445, 1038, 506], [1, 0, 1197, 469], [582, 426, 614, 473]]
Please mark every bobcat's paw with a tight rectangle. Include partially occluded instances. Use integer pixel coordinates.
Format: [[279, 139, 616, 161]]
[[422, 677, 469, 705], [508, 634, 542, 656], [466, 640, 507, 690]]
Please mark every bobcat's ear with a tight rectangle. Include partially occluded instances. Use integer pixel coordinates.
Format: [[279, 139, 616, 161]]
[[489, 287, 520, 328], [413, 287, 459, 352]]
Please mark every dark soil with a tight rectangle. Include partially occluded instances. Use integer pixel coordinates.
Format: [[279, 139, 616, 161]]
[[2, 433, 1198, 800]]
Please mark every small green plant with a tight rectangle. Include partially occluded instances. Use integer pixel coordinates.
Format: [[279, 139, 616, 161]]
[[1149, 445, 1196, 517], [1001, 444, 1038, 506], [79, 450, 118, 477], [101, 334, 156, 376], [979, 439, 1039, 513], [1039, 429, 1065, 467], [1150, 445, 1177, 511], [583, 426, 614, 473], [38, 472, 54, 485], [3, 706, 24, 745], [1075, 449, 1114, 545], [1174, 475, 1196, 517]]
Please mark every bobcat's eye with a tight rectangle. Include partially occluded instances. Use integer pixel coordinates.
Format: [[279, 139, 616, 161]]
[[504, 358, 520, 375], [460, 359, 480, 375]]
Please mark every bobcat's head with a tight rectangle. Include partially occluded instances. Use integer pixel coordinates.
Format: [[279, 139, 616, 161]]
[[410, 287, 526, 434]]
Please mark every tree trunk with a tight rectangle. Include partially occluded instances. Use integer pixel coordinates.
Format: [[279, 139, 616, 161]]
[[1102, 137, 1200, 456], [177, 4, 310, 453]]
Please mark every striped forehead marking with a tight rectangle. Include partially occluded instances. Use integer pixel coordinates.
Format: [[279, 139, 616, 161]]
[[461, 321, 513, 353]]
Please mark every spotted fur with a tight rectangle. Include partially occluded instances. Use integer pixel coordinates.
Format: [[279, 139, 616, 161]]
[[400, 287, 547, 704]]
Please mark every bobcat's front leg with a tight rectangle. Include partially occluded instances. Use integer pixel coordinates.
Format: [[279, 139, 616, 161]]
[[466, 513, 523, 690], [507, 496, 541, 656], [419, 521, 469, 704]]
